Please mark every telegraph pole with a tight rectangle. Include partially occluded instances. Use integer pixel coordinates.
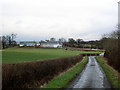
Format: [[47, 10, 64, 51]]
[[118, 1, 120, 31], [118, 1, 120, 88]]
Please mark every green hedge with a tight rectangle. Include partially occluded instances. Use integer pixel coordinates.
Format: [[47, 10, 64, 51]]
[[2, 55, 83, 89], [43, 56, 88, 88]]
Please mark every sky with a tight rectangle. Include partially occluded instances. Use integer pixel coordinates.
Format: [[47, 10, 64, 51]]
[[0, 0, 119, 41]]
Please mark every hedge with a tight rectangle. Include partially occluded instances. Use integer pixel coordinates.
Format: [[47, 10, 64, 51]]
[[2, 55, 83, 89]]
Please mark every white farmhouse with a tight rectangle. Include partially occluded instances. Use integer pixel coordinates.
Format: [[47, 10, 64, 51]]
[[40, 42, 62, 48]]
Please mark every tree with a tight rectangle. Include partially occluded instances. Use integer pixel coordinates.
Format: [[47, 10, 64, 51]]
[[76, 39, 83, 48], [2, 36, 7, 49], [2, 33, 17, 49], [58, 38, 66, 43], [7, 35, 12, 46], [102, 30, 120, 71], [0, 37, 2, 49], [45, 40, 49, 42], [11, 33, 17, 45], [68, 38, 76, 47], [50, 38, 56, 42]]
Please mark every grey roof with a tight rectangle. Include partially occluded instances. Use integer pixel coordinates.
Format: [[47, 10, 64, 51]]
[[41, 42, 59, 44]]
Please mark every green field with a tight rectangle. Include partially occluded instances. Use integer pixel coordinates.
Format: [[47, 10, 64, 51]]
[[2, 47, 101, 63]]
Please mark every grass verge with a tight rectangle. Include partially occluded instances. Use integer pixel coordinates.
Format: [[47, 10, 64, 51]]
[[96, 56, 120, 88], [43, 56, 88, 88]]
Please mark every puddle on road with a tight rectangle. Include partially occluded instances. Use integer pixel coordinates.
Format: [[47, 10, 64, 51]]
[[90, 64, 95, 66], [68, 56, 111, 89]]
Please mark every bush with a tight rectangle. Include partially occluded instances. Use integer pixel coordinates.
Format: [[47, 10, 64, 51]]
[[81, 53, 100, 56], [104, 48, 120, 72], [2, 55, 83, 89]]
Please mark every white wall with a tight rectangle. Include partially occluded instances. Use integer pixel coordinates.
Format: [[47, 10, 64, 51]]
[[41, 44, 62, 48]]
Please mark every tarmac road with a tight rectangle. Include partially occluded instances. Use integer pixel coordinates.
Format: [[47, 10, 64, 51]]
[[68, 56, 111, 89]]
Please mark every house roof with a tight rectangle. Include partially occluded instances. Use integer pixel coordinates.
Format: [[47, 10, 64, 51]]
[[41, 42, 60, 44], [40, 41, 59, 44], [20, 41, 36, 44]]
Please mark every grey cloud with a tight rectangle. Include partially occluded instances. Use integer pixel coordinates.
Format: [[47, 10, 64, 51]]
[[1, 0, 118, 41]]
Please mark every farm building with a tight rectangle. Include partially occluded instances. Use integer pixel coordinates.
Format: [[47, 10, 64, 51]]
[[40, 42, 62, 48], [19, 41, 62, 48], [19, 41, 37, 47]]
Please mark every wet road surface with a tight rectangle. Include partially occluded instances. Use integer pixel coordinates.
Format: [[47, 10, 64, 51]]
[[68, 56, 111, 89]]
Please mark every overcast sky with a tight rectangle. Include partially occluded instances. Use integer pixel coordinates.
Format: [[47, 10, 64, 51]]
[[0, 0, 119, 41]]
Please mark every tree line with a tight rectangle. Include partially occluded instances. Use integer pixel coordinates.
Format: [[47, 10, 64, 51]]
[[63, 30, 120, 72], [63, 38, 103, 49], [1, 30, 119, 72], [1, 33, 17, 49], [102, 30, 120, 72]]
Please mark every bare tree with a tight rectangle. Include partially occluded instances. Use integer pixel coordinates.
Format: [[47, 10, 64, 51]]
[[2, 33, 17, 49], [11, 33, 17, 46], [2, 36, 7, 49], [103, 30, 120, 71], [0, 37, 2, 49], [76, 39, 83, 48]]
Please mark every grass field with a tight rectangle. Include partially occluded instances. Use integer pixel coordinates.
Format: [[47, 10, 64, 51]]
[[43, 56, 88, 88], [2, 47, 101, 63], [96, 56, 120, 88]]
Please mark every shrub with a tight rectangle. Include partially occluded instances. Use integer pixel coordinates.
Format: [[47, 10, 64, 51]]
[[81, 53, 100, 56]]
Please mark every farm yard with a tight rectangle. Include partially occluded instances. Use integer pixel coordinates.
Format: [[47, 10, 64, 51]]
[[2, 47, 102, 63]]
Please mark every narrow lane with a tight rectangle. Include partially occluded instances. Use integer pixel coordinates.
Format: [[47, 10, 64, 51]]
[[69, 56, 111, 88]]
